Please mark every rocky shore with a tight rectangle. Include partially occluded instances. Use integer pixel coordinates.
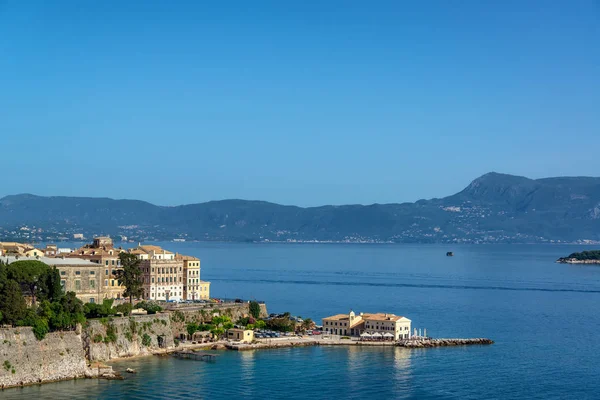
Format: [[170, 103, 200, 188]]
[[397, 338, 494, 348], [556, 258, 600, 264]]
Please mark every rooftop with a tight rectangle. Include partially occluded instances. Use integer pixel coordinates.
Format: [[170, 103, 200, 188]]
[[3, 256, 97, 266]]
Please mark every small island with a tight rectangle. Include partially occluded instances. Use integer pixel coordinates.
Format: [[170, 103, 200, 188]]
[[556, 250, 600, 264]]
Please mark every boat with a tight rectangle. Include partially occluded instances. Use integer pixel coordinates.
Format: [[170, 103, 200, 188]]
[[446, 252, 454, 257]]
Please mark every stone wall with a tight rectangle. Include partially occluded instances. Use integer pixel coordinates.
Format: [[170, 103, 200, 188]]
[[84, 313, 175, 362], [0, 327, 91, 388], [168, 303, 268, 338]]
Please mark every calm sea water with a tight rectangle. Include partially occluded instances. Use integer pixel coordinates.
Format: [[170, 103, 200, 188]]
[[4, 243, 600, 399]]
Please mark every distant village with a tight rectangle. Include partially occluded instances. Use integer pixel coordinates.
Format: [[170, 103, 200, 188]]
[[0, 237, 210, 304]]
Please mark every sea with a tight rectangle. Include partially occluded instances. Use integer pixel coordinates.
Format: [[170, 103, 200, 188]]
[[3, 243, 600, 399]]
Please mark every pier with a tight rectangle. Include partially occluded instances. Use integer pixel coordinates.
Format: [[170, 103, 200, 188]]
[[172, 351, 217, 361], [397, 338, 494, 348]]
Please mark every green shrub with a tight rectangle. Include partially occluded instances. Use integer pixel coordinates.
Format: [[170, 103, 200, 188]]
[[92, 334, 103, 343], [135, 301, 163, 314], [341, 336, 351, 340], [174, 338, 180, 347], [3, 360, 11, 371], [104, 324, 117, 343], [142, 333, 152, 347], [32, 318, 49, 340], [115, 303, 133, 316]]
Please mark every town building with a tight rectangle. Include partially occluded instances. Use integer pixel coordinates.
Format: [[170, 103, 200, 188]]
[[199, 280, 211, 300], [177, 255, 201, 300], [130, 245, 184, 301], [322, 310, 411, 340], [0, 242, 31, 255], [23, 248, 44, 258], [44, 244, 58, 257], [227, 328, 254, 343], [66, 237, 125, 300], [3, 256, 105, 304]]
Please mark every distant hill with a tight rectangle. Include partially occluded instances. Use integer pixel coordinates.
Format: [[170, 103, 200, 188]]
[[1, 172, 600, 243]]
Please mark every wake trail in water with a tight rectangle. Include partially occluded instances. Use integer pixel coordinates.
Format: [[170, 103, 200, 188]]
[[211, 277, 600, 294]]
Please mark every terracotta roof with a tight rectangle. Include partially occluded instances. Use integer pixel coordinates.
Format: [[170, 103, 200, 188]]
[[362, 313, 407, 322], [136, 245, 174, 255], [322, 314, 350, 321]]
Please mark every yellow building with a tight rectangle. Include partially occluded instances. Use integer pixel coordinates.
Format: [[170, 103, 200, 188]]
[[67, 237, 126, 300], [227, 328, 254, 343], [23, 248, 44, 258], [177, 255, 201, 300], [323, 311, 411, 340], [199, 280, 211, 300]]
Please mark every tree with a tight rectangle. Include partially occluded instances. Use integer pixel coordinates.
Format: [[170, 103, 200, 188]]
[[301, 318, 314, 332], [254, 320, 266, 329], [249, 301, 261, 319], [37, 267, 63, 303], [0, 280, 27, 325], [113, 253, 144, 311], [6, 260, 49, 305], [186, 322, 198, 337]]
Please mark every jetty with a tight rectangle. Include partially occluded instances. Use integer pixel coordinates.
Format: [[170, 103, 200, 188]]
[[397, 338, 493, 348], [172, 351, 217, 361]]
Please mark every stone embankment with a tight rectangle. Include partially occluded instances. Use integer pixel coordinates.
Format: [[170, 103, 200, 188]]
[[397, 338, 494, 348], [0, 327, 118, 389], [1, 302, 264, 389]]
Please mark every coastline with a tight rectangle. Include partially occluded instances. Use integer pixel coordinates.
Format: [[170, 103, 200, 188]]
[[556, 258, 600, 264]]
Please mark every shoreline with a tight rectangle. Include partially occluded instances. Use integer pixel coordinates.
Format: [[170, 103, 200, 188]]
[[556, 259, 600, 264], [1, 337, 494, 390]]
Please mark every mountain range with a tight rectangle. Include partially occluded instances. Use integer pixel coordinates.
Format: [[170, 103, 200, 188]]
[[1, 172, 599, 244]]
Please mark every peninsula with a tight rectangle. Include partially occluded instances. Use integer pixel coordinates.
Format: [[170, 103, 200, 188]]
[[556, 250, 600, 264]]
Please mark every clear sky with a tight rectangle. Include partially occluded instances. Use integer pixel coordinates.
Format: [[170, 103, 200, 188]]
[[0, 1, 598, 206]]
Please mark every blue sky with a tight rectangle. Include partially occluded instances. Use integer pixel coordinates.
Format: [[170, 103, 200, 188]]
[[0, 1, 598, 206]]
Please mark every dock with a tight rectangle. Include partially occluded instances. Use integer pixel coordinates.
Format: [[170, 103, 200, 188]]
[[172, 351, 217, 361]]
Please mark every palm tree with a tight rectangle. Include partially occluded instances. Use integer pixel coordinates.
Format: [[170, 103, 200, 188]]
[[301, 318, 314, 332]]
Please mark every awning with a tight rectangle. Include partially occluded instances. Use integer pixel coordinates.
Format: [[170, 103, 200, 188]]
[[383, 332, 394, 338], [371, 332, 383, 337], [360, 332, 372, 337]]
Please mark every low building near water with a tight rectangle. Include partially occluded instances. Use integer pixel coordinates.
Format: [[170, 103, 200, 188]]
[[227, 328, 254, 343], [322, 310, 411, 340]]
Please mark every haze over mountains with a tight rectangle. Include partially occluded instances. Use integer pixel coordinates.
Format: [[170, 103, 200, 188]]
[[1, 173, 599, 244]]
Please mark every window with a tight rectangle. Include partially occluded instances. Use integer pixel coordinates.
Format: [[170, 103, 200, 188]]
[[152, 268, 154, 273], [60, 271, 66, 276], [104, 279, 108, 286], [90, 271, 95, 275], [75, 271, 81, 275], [89, 298, 95, 304], [90, 280, 95, 288], [111, 280, 115, 286], [105, 269, 109, 276], [61, 280, 66, 288], [105, 260, 109, 266], [111, 260, 115, 265], [75, 280, 81, 290], [152, 277, 155, 283]]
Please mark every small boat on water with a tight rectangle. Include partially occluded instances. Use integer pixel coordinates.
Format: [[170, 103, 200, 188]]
[[446, 252, 454, 257]]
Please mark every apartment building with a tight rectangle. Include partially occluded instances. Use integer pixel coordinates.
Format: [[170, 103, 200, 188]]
[[130, 245, 184, 301], [66, 237, 125, 299]]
